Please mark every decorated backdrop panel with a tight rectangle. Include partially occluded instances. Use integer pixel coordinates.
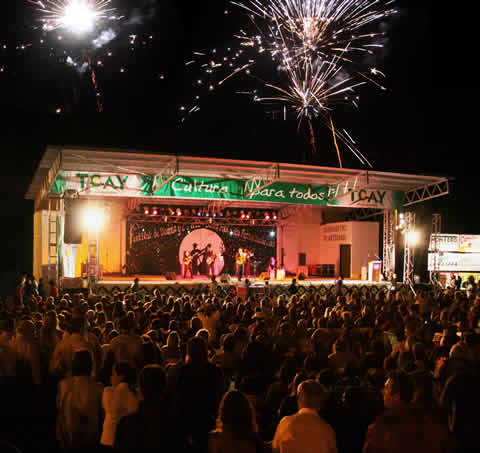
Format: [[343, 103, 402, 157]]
[[127, 220, 277, 276]]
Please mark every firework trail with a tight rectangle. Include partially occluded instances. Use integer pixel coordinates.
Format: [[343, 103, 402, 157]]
[[182, 0, 396, 167]]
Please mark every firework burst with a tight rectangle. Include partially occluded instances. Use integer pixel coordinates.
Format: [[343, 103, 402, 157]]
[[33, 0, 115, 34]]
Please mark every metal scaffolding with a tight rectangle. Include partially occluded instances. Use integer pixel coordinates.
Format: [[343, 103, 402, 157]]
[[429, 213, 442, 286], [402, 211, 416, 285], [383, 209, 396, 277]]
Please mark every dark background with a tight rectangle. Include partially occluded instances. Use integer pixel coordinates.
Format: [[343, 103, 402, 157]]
[[0, 0, 472, 285], [126, 222, 276, 276]]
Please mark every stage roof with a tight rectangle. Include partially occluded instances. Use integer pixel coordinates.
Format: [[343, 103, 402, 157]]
[[26, 146, 450, 208]]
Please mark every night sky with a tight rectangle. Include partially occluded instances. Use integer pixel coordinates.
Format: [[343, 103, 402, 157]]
[[0, 0, 471, 282]]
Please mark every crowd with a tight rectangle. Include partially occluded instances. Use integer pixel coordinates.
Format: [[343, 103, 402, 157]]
[[2, 274, 480, 453]]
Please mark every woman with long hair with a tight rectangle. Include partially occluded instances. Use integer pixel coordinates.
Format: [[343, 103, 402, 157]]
[[100, 361, 138, 448], [209, 390, 269, 453]]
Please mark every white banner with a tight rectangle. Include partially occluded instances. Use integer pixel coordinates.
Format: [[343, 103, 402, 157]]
[[428, 252, 480, 272]]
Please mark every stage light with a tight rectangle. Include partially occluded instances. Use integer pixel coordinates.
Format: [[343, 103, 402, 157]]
[[197, 209, 202, 216], [144, 207, 150, 215], [273, 212, 277, 220], [168, 208, 175, 216], [270, 230, 276, 237], [265, 212, 270, 220], [176, 208, 182, 216], [152, 207, 158, 216], [229, 230, 233, 236], [406, 231, 420, 246], [84, 209, 103, 231], [246, 211, 251, 219], [240, 210, 245, 219]]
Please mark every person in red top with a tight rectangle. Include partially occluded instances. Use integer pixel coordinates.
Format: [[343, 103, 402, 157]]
[[48, 280, 59, 299]]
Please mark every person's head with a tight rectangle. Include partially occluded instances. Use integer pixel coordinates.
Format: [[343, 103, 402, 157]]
[[383, 370, 413, 409], [119, 315, 135, 334], [112, 361, 137, 391], [72, 349, 93, 377], [333, 337, 346, 353], [291, 371, 308, 396], [167, 331, 180, 349], [317, 368, 335, 391], [217, 390, 257, 439], [138, 364, 166, 402], [297, 380, 327, 411], [17, 319, 35, 341], [196, 328, 210, 344], [187, 336, 208, 364], [222, 333, 235, 352]]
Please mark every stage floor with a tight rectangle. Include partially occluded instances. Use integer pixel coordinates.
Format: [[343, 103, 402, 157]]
[[96, 275, 386, 287]]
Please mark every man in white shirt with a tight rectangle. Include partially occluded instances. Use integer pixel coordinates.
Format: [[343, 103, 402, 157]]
[[272, 380, 337, 453]]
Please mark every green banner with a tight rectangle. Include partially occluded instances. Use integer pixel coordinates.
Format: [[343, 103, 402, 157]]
[[51, 172, 404, 209]]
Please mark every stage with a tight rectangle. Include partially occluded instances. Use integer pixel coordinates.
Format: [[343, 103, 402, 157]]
[[62, 274, 392, 298]]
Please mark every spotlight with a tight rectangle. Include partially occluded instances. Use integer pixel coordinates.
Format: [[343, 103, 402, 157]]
[[246, 211, 251, 219], [240, 210, 245, 219], [269, 230, 276, 237], [229, 230, 233, 236], [152, 207, 158, 216], [176, 208, 182, 216], [197, 210, 202, 216], [265, 212, 270, 220], [273, 212, 277, 220], [144, 207, 150, 215]]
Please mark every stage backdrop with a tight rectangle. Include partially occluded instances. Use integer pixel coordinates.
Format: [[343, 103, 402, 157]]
[[126, 221, 277, 276]]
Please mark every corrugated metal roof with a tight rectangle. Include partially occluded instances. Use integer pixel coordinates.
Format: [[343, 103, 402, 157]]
[[25, 145, 449, 202]]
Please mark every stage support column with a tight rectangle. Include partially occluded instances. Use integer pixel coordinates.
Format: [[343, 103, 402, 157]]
[[383, 209, 395, 277]]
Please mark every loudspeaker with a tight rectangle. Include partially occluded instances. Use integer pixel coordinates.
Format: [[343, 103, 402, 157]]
[[165, 272, 177, 281], [64, 199, 85, 244], [299, 252, 306, 266]]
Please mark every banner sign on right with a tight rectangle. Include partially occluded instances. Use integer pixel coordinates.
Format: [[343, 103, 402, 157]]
[[430, 234, 480, 253], [428, 252, 480, 272]]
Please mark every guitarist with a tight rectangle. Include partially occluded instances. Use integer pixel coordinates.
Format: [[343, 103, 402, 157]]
[[190, 243, 204, 276], [236, 248, 246, 281], [244, 248, 253, 277], [183, 250, 193, 279], [204, 243, 216, 277]]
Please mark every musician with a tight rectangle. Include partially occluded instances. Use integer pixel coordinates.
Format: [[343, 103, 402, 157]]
[[236, 248, 246, 281], [244, 248, 252, 277], [204, 243, 216, 277], [190, 243, 203, 276], [268, 256, 276, 279], [183, 250, 193, 279]]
